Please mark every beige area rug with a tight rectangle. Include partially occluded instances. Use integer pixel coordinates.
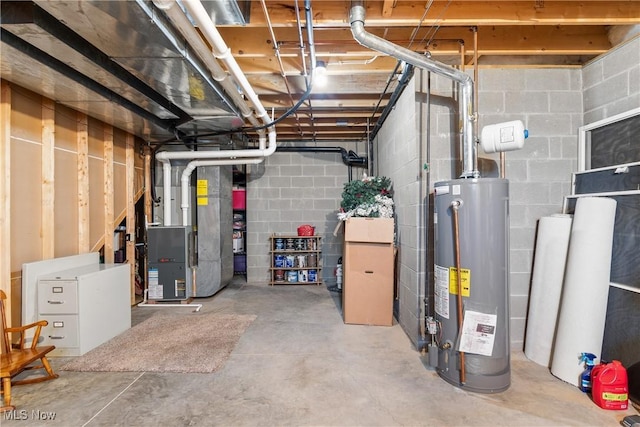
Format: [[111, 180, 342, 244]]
[[61, 312, 256, 373]]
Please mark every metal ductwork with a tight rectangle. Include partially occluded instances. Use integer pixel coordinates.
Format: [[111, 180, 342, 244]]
[[0, 0, 252, 141], [349, 1, 479, 178]]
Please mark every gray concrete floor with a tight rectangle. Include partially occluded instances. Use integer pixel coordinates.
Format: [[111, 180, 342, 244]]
[[4, 277, 638, 426]]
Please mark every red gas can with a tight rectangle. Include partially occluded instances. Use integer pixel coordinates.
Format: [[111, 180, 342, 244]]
[[591, 360, 628, 410]]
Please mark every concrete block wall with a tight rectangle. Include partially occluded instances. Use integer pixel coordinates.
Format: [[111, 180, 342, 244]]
[[582, 37, 640, 124], [245, 149, 354, 284], [373, 66, 583, 349], [374, 77, 426, 344], [239, 37, 638, 350], [477, 68, 583, 348]]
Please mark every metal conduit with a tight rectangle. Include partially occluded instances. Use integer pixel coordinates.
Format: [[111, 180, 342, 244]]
[[349, 1, 479, 178], [294, 0, 308, 78], [260, 0, 304, 138]]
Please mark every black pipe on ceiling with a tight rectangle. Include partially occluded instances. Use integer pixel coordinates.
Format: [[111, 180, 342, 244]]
[[369, 62, 415, 142], [276, 146, 368, 169]]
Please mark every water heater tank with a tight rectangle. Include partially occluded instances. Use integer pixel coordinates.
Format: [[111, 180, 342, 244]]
[[433, 178, 510, 393]]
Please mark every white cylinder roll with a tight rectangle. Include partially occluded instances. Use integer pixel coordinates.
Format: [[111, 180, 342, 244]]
[[524, 214, 573, 367], [550, 197, 617, 386]]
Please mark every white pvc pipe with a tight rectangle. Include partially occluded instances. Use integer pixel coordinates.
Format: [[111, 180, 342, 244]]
[[151, 0, 280, 225], [151, 0, 266, 144], [159, 156, 264, 225], [179, 158, 263, 225], [181, 0, 273, 149], [162, 159, 172, 225]]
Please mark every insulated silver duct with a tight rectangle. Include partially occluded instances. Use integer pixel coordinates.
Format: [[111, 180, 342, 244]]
[[349, 1, 479, 178]]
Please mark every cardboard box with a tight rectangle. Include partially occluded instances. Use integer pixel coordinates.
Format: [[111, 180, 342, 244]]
[[342, 241, 394, 326], [344, 217, 394, 243]]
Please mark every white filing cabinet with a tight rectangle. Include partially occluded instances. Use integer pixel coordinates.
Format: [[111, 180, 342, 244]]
[[38, 263, 131, 356]]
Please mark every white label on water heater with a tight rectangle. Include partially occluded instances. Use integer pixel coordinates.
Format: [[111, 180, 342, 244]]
[[434, 265, 450, 319], [452, 185, 461, 195], [435, 186, 449, 196], [458, 310, 497, 357]]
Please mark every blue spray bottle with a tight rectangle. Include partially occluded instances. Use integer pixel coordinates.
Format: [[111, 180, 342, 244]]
[[579, 353, 597, 393]]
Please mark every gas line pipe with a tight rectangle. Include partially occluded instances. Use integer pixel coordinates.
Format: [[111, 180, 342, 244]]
[[451, 199, 466, 385]]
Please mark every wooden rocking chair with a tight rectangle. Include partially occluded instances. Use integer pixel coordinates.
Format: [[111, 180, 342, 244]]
[[1, 289, 58, 412]]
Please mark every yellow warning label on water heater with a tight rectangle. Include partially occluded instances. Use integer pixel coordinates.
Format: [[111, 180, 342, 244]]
[[449, 267, 470, 297]]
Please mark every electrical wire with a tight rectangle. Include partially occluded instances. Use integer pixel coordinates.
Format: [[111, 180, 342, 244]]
[[261, 0, 304, 138], [146, 66, 315, 146], [418, 0, 453, 48], [149, 0, 318, 146], [407, 0, 435, 50], [362, 0, 445, 143]]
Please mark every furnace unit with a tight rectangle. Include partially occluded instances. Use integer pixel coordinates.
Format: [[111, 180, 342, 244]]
[[147, 226, 193, 301]]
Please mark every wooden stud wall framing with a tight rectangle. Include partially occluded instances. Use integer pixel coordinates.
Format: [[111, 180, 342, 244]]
[[103, 126, 114, 264], [1, 81, 12, 324], [41, 99, 55, 260], [126, 133, 135, 303], [143, 147, 152, 298], [77, 112, 90, 253], [3, 81, 143, 319]]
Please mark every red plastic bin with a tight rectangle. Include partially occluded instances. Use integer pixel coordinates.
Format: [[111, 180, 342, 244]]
[[232, 188, 246, 210]]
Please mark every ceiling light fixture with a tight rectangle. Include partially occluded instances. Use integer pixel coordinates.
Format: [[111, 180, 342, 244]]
[[314, 60, 328, 87]]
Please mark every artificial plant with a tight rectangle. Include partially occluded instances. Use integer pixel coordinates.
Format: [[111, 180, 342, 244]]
[[338, 175, 394, 220]]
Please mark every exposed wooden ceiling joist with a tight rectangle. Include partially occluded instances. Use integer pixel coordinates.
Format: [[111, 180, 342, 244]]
[[219, 1, 638, 142], [231, 1, 639, 28]]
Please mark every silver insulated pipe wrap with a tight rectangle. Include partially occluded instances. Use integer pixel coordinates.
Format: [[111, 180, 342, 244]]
[[349, 2, 479, 178]]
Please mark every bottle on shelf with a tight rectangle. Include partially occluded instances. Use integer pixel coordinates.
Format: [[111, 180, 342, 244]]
[[269, 234, 322, 286]]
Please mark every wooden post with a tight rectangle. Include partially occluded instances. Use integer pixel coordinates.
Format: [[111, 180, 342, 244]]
[[1, 81, 12, 324], [382, 0, 394, 17], [41, 99, 55, 259], [143, 146, 152, 296], [77, 112, 90, 253], [125, 133, 136, 303], [103, 126, 114, 264]]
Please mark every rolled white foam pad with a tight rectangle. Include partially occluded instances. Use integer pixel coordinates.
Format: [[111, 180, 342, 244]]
[[550, 197, 617, 386], [524, 214, 573, 367]]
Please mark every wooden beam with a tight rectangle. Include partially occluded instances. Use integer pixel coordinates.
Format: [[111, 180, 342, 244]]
[[125, 132, 135, 304], [274, 133, 369, 141], [1, 81, 12, 322], [103, 125, 114, 264], [223, 25, 610, 75], [143, 146, 151, 298], [240, 1, 640, 28], [77, 112, 90, 253], [41, 98, 55, 259], [382, 0, 395, 17], [258, 92, 391, 107], [277, 117, 374, 126]]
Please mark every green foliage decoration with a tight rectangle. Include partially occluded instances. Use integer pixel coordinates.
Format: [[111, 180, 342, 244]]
[[338, 175, 394, 220]]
